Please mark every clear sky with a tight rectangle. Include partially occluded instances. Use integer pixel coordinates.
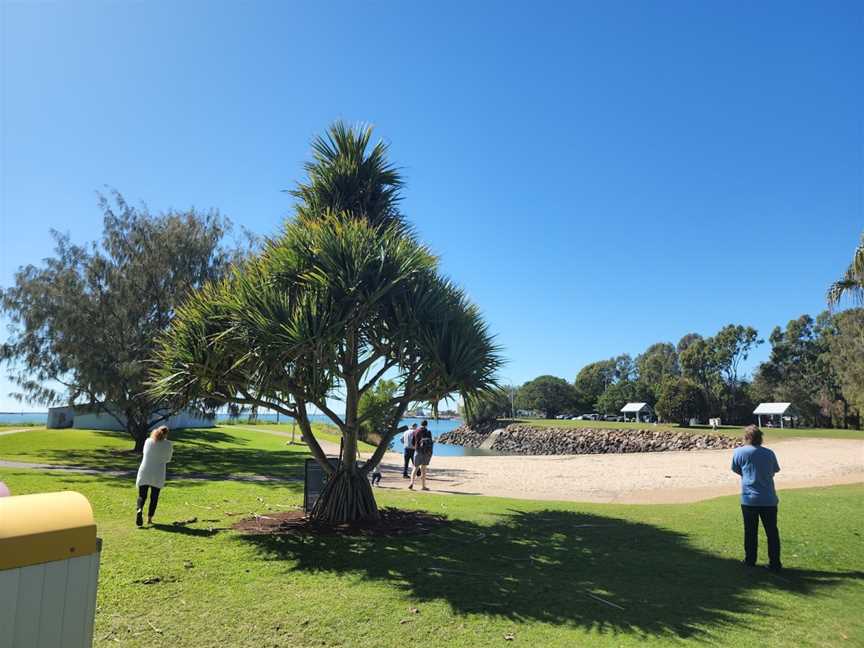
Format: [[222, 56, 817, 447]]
[[1, 1, 862, 411]]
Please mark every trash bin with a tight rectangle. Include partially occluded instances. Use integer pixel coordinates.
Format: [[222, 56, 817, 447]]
[[0, 491, 101, 648]]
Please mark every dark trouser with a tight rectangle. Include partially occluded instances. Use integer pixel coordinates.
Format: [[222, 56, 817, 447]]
[[137, 485, 161, 518], [403, 448, 415, 476], [741, 505, 781, 567], [371, 473, 382, 486]]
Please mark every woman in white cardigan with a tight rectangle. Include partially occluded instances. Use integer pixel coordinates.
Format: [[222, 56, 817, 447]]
[[135, 425, 174, 527]]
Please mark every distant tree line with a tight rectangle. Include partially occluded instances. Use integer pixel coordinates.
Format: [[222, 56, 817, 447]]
[[466, 231, 864, 429], [466, 312, 863, 429]]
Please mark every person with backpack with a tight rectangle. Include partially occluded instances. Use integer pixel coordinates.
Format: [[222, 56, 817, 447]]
[[409, 420, 434, 491]]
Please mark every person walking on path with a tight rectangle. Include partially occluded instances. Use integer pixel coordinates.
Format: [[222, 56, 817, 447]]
[[135, 425, 174, 527], [409, 420, 434, 491], [402, 423, 417, 478], [731, 425, 782, 571]]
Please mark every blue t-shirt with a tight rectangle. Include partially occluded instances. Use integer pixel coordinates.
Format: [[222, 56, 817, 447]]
[[731, 445, 780, 506]]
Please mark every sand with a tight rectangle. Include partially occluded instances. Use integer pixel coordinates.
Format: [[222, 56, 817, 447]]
[[374, 438, 864, 504], [4, 426, 862, 505]]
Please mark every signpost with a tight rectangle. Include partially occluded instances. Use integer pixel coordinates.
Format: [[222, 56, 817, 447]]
[[304, 458, 339, 513], [303, 458, 365, 513]]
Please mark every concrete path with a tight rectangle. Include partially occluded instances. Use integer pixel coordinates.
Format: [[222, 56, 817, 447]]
[[0, 428, 36, 437]]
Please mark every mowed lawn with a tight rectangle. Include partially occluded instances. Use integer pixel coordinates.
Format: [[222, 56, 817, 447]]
[[512, 418, 864, 441], [1, 427, 862, 647], [0, 424, 371, 480]]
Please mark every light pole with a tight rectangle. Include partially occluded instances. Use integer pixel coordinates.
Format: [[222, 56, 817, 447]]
[[502, 377, 517, 419]]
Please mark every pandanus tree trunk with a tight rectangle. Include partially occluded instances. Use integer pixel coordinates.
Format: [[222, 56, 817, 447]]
[[310, 465, 379, 523], [309, 423, 380, 523]]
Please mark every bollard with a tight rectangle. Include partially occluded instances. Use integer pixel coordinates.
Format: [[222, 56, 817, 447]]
[[0, 491, 101, 648]]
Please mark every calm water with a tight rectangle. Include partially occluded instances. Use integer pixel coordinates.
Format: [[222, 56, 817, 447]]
[[231, 414, 502, 457], [0, 412, 498, 456], [0, 412, 48, 425]]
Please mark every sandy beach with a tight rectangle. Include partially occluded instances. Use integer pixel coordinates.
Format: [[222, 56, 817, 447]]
[[373, 438, 864, 504]]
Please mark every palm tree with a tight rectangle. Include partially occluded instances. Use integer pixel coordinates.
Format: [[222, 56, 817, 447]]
[[149, 124, 501, 523], [291, 121, 405, 228], [828, 232, 864, 307]]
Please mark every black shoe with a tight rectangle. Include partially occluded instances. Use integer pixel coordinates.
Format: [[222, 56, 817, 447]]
[[741, 560, 756, 568], [136, 510, 143, 527], [767, 563, 783, 573]]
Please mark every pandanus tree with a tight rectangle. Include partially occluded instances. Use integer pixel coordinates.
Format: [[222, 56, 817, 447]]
[[149, 123, 501, 522]]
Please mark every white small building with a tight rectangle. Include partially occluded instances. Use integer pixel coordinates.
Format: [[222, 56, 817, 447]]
[[47, 405, 214, 431], [753, 402, 797, 429], [621, 402, 653, 423]]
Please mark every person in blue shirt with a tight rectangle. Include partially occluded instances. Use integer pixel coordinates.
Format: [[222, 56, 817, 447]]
[[731, 425, 782, 571]]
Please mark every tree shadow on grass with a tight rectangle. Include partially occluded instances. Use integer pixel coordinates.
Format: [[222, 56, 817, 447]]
[[89, 427, 243, 447], [27, 429, 310, 486], [239, 509, 863, 640]]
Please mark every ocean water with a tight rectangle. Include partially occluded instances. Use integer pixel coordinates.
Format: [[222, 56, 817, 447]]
[[0, 411, 494, 456], [231, 414, 497, 457], [0, 412, 48, 425]]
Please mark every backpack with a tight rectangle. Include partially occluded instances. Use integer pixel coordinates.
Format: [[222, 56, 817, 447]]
[[418, 430, 434, 453]]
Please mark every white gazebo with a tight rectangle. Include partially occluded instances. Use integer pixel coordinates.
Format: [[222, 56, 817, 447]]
[[753, 402, 796, 429], [621, 402, 653, 423]]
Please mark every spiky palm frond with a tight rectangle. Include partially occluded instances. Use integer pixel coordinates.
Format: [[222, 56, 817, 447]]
[[149, 211, 499, 410], [828, 233, 864, 307], [291, 121, 404, 229]]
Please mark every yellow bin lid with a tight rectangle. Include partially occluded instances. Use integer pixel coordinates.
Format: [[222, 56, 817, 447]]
[[0, 491, 98, 570]]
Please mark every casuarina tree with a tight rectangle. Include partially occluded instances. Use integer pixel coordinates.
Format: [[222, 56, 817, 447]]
[[0, 192, 247, 451], [149, 122, 501, 523]]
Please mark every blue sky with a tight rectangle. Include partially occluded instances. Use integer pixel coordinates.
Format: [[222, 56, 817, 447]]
[[1, 1, 862, 411]]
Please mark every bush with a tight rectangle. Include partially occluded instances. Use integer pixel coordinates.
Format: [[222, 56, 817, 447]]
[[462, 389, 512, 426]]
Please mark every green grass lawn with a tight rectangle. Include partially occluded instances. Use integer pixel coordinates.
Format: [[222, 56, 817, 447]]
[[0, 423, 373, 479], [513, 418, 864, 441], [1, 426, 862, 647]]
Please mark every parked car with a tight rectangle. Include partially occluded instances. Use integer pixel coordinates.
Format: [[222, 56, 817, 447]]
[[603, 414, 624, 422]]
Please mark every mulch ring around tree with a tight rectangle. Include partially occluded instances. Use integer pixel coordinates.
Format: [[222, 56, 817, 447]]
[[232, 507, 449, 537]]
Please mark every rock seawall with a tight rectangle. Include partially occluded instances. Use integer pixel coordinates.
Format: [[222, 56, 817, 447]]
[[438, 423, 742, 455]]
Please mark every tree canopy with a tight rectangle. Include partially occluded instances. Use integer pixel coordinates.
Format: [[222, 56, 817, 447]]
[[517, 375, 577, 418], [636, 342, 680, 402], [0, 192, 246, 448], [655, 378, 708, 426]]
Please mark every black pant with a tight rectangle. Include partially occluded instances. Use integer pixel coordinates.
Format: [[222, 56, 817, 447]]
[[371, 473, 382, 486], [137, 485, 161, 518], [403, 448, 415, 476], [741, 505, 781, 567]]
